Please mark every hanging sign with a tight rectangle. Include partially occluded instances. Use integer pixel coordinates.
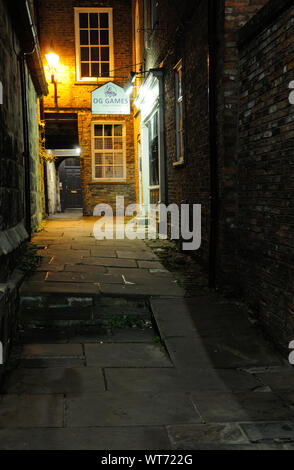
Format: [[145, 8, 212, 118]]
[[91, 82, 130, 115]]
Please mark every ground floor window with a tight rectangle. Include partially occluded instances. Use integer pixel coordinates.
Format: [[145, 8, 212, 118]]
[[148, 111, 159, 187], [91, 122, 126, 181]]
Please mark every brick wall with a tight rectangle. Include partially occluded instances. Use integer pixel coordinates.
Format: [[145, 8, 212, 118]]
[[38, 0, 137, 213], [237, 0, 294, 350], [217, 0, 268, 287]]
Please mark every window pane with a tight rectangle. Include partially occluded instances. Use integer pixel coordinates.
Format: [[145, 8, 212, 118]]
[[90, 30, 98, 45], [79, 13, 88, 28], [100, 47, 109, 61], [81, 47, 89, 61], [90, 13, 98, 28], [80, 30, 88, 45], [101, 63, 109, 77], [114, 125, 122, 136], [105, 153, 113, 165], [95, 138, 103, 149], [115, 153, 123, 164], [81, 62, 89, 77], [104, 125, 112, 136], [95, 154, 103, 165], [94, 125, 103, 136], [100, 13, 109, 28], [105, 166, 113, 178], [114, 139, 122, 149], [114, 167, 123, 178], [104, 138, 113, 149], [91, 47, 99, 61], [100, 30, 109, 45], [91, 62, 99, 77], [95, 166, 103, 178]]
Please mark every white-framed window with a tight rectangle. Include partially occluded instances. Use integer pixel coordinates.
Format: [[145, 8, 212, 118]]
[[74, 8, 114, 82], [91, 122, 126, 181], [174, 59, 184, 163]]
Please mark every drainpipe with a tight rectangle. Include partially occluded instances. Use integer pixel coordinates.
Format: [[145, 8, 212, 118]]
[[19, 53, 32, 239], [18, 0, 40, 239], [208, 0, 219, 288]]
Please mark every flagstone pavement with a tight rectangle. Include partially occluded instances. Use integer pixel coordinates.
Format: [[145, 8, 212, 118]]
[[0, 216, 294, 450]]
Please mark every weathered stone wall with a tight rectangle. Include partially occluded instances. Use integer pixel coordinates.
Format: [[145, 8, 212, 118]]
[[38, 0, 137, 213], [237, 0, 294, 350], [0, 0, 45, 375], [0, 0, 44, 276]]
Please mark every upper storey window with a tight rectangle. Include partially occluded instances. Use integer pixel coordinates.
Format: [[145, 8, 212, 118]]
[[74, 8, 113, 81]]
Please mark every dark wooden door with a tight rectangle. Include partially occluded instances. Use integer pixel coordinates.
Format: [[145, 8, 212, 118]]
[[59, 158, 82, 210]]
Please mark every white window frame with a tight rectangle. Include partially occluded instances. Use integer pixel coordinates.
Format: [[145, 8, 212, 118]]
[[74, 7, 114, 82], [91, 121, 126, 182], [174, 59, 184, 165]]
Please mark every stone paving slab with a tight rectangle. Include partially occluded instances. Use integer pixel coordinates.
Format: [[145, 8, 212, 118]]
[[66, 391, 202, 426], [105, 367, 261, 393], [165, 334, 284, 371], [187, 299, 257, 337], [116, 250, 158, 260], [105, 368, 185, 392], [64, 264, 106, 273], [107, 267, 173, 279], [138, 260, 166, 269], [99, 280, 184, 297], [22, 343, 83, 357], [68, 328, 155, 344], [0, 426, 171, 450], [151, 298, 198, 338], [36, 264, 65, 272], [2, 367, 105, 394], [80, 257, 137, 268], [191, 391, 294, 423], [167, 423, 248, 448], [85, 343, 172, 367], [37, 249, 90, 258], [0, 394, 64, 427], [20, 281, 100, 294], [44, 244, 73, 250], [256, 370, 294, 391], [45, 271, 123, 284], [168, 442, 284, 450], [164, 337, 213, 369], [240, 421, 294, 443], [20, 358, 86, 368], [90, 248, 117, 257]]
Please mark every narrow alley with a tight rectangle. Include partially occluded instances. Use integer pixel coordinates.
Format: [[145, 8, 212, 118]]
[[0, 0, 294, 455]]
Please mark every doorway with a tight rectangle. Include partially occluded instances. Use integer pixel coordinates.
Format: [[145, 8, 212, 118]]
[[58, 157, 82, 211]]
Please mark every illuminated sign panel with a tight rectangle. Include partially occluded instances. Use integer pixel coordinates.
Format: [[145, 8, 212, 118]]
[[91, 82, 130, 115]]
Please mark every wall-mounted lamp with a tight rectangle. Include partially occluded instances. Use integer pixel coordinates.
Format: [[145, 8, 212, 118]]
[[46, 43, 59, 108], [124, 71, 140, 96]]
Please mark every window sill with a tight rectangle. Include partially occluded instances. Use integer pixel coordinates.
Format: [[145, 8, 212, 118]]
[[173, 158, 185, 167], [74, 78, 111, 85], [89, 179, 127, 184]]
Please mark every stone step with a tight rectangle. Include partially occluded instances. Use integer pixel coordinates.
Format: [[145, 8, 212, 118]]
[[19, 289, 151, 339]]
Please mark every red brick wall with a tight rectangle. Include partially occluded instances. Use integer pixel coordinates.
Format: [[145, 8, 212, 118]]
[[38, 0, 137, 214], [237, 1, 294, 350]]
